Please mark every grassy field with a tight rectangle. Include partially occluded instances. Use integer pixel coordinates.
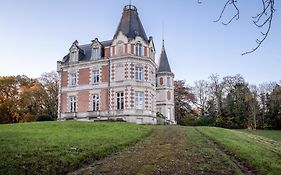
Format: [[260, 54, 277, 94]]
[[75, 126, 242, 174], [240, 129, 281, 142], [0, 121, 152, 174], [197, 127, 281, 175]]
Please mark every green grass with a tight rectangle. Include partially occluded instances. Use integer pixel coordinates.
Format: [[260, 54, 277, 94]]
[[240, 129, 281, 142], [184, 127, 243, 175], [0, 121, 152, 175], [197, 127, 281, 175]]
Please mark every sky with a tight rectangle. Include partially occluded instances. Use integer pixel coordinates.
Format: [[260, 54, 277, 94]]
[[0, 0, 280, 85]]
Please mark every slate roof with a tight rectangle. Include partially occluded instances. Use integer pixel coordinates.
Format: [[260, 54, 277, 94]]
[[62, 40, 112, 63], [114, 5, 148, 42], [157, 41, 172, 73]]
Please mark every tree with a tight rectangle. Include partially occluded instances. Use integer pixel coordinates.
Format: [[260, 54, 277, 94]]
[[257, 82, 277, 128], [224, 83, 252, 128], [38, 71, 59, 120], [193, 80, 209, 116], [0, 76, 19, 123], [266, 84, 281, 129], [174, 80, 195, 125], [0, 72, 58, 124], [208, 74, 224, 117]]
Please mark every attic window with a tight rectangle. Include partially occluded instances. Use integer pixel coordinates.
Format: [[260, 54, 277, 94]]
[[136, 43, 142, 57], [70, 51, 78, 62], [92, 48, 101, 60]]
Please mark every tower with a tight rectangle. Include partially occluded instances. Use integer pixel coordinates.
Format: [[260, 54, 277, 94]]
[[156, 41, 175, 124]]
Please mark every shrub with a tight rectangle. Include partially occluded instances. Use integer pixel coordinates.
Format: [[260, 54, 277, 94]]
[[36, 114, 54, 122]]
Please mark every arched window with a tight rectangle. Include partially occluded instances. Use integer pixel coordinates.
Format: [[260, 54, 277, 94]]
[[136, 43, 142, 56]]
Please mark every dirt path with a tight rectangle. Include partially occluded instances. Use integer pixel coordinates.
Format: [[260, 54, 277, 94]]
[[70, 126, 243, 175], [195, 128, 255, 175]]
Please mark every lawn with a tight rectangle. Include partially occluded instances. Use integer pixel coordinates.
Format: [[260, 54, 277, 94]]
[[240, 129, 281, 142], [77, 126, 243, 174], [0, 121, 152, 174], [197, 127, 281, 175]]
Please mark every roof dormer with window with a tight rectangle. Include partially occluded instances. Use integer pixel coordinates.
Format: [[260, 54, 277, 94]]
[[91, 38, 102, 60], [69, 40, 80, 62]]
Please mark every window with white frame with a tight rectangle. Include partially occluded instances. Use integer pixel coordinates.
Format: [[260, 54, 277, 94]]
[[92, 94, 99, 111], [69, 96, 77, 112], [167, 77, 172, 87], [70, 51, 78, 62], [167, 108, 171, 120], [69, 72, 77, 86], [92, 70, 99, 84], [116, 92, 124, 110], [135, 67, 143, 81], [92, 48, 101, 60], [135, 91, 144, 109], [136, 43, 142, 56]]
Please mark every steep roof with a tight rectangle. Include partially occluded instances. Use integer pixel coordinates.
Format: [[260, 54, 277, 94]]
[[157, 40, 172, 73], [62, 40, 112, 63], [114, 5, 148, 42]]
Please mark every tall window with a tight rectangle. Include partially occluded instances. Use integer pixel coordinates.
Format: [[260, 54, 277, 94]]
[[135, 91, 144, 109], [92, 48, 101, 60], [69, 72, 77, 86], [69, 96, 77, 112], [167, 77, 171, 87], [116, 92, 124, 110], [136, 43, 142, 56], [92, 70, 99, 84], [167, 108, 171, 120], [92, 94, 99, 111], [135, 67, 143, 81]]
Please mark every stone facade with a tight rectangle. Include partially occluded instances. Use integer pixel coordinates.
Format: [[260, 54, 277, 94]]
[[57, 5, 175, 124]]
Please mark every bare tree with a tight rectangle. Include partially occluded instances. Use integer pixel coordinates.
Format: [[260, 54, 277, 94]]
[[198, 0, 275, 55], [193, 80, 210, 115]]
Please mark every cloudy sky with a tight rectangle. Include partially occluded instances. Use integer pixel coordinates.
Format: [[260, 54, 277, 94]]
[[0, 0, 280, 85]]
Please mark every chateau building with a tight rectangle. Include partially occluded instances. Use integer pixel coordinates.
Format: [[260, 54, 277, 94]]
[[57, 5, 175, 124]]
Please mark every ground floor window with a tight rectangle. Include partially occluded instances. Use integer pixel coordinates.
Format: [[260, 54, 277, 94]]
[[69, 96, 77, 112], [167, 108, 171, 120], [117, 92, 124, 110], [135, 91, 144, 109], [92, 94, 99, 111]]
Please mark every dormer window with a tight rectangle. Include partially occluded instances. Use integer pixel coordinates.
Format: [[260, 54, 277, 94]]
[[69, 40, 79, 62], [91, 38, 102, 60], [92, 48, 101, 60], [70, 51, 78, 62], [136, 43, 142, 56]]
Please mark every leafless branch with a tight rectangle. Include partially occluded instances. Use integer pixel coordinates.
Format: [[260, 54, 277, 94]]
[[214, 0, 240, 25], [198, 0, 275, 55], [242, 0, 275, 55]]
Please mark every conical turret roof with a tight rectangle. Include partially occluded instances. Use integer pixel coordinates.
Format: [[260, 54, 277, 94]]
[[114, 5, 148, 41], [157, 40, 172, 73]]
